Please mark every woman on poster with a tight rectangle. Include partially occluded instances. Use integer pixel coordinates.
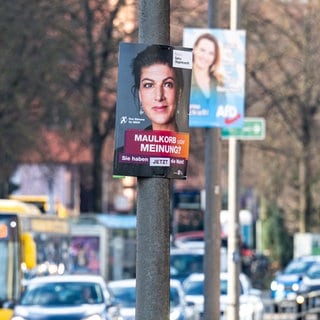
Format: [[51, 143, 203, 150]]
[[189, 33, 226, 127], [131, 45, 185, 132]]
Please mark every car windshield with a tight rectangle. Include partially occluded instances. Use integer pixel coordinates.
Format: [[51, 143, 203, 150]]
[[110, 285, 180, 308], [170, 253, 203, 279], [20, 282, 104, 306], [110, 286, 136, 308], [284, 261, 314, 275], [183, 279, 243, 296]]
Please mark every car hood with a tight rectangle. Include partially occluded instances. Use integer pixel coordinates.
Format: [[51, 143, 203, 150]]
[[220, 294, 261, 308], [186, 295, 243, 313], [117, 306, 187, 319], [276, 274, 302, 283], [186, 294, 263, 317], [302, 276, 320, 286], [14, 304, 106, 319]]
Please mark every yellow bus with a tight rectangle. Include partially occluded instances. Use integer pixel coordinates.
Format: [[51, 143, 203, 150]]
[[0, 209, 36, 319], [0, 199, 70, 320], [9, 194, 69, 218]]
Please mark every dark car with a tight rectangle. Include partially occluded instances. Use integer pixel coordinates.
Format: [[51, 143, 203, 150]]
[[11, 274, 121, 320]]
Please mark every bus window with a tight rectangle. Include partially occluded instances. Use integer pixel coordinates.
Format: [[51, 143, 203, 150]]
[[0, 215, 21, 320], [0, 241, 9, 301]]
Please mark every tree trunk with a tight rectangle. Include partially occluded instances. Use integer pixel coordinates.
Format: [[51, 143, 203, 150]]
[[92, 141, 102, 212], [299, 150, 312, 233]]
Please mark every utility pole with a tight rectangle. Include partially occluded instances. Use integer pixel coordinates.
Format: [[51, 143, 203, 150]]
[[227, 0, 241, 319], [226, 138, 240, 320], [135, 1, 171, 320], [204, 0, 222, 319], [204, 132, 222, 320]]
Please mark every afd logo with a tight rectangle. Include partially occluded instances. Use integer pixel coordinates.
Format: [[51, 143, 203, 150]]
[[216, 104, 241, 124]]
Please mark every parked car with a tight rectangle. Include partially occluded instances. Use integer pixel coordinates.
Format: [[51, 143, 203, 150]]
[[270, 255, 320, 303], [108, 278, 199, 320], [11, 274, 121, 320], [182, 272, 264, 320]]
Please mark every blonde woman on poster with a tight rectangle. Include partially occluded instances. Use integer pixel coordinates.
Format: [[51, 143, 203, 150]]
[[190, 33, 226, 127], [184, 28, 246, 128]]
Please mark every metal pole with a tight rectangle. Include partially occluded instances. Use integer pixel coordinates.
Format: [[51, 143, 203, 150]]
[[204, 128, 221, 320], [136, 1, 171, 320], [227, 138, 240, 320], [227, 1, 241, 320], [204, 1, 222, 320]]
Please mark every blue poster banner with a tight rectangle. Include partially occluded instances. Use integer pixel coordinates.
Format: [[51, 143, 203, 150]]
[[183, 28, 246, 128]]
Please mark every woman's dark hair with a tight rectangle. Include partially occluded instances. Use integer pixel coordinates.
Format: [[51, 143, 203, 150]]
[[131, 45, 184, 102]]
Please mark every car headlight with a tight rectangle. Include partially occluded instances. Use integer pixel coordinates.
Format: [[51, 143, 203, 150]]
[[270, 280, 278, 291], [271, 282, 285, 292], [292, 283, 300, 292], [296, 295, 305, 304]]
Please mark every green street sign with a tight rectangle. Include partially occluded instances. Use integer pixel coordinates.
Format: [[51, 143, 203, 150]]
[[221, 117, 266, 140]]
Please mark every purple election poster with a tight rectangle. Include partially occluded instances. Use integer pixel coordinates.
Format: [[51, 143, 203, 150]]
[[113, 42, 193, 179]]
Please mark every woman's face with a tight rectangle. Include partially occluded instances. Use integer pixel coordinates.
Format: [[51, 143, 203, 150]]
[[139, 63, 177, 131], [193, 38, 216, 71]]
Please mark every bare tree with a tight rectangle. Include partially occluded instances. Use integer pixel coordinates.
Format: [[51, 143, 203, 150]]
[[0, 0, 74, 195], [243, 0, 320, 232], [61, 0, 137, 211]]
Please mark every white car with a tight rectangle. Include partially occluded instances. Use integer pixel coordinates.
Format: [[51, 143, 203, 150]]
[[108, 278, 199, 320], [12, 274, 122, 320], [182, 273, 264, 320]]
